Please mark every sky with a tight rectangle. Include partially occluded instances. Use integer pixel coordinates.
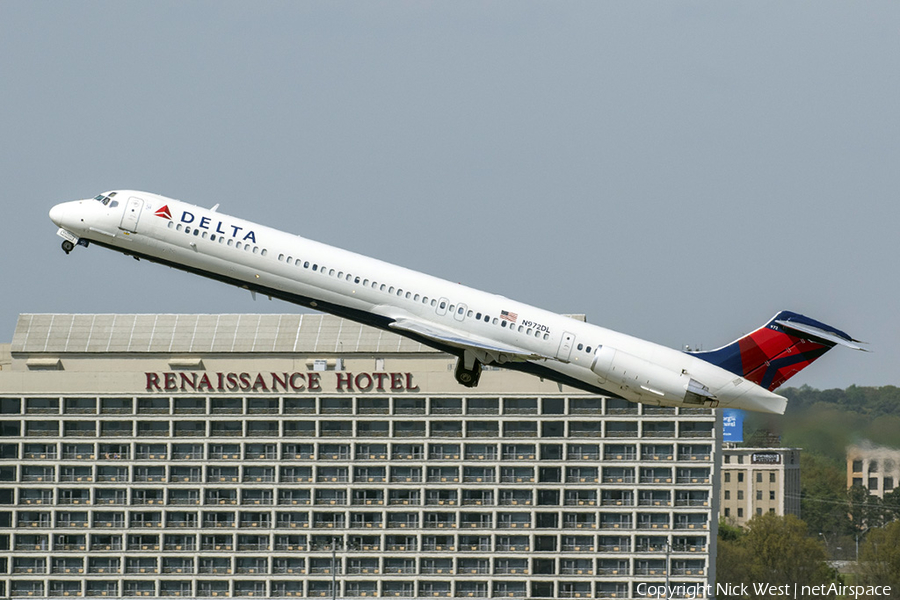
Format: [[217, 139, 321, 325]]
[[1, 2, 897, 390]]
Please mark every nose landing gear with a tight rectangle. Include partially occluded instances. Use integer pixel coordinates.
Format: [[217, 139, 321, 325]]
[[59, 236, 87, 254]]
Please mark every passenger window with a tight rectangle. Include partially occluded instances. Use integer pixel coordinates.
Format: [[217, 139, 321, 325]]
[[185, 227, 191, 234], [577, 344, 583, 351], [355, 277, 360, 284], [329, 269, 335, 276], [218, 237, 225, 244], [287, 256, 292, 263], [476, 313, 482, 320], [295, 259, 301, 266], [467, 310, 473, 317], [484, 315, 490, 322], [202, 232, 208, 239], [176, 224, 183, 232], [431, 299, 436, 307], [236, 242, 242, 249], [312, 264, 318, 271], [586, 346, 591, 353], [304, 262, 310, 268], [227, 239, 233, 247], [167, 221, 174, 229], [347, 274, 352, 281], [397, 289, 403, 296], [389, 287, 394, 294], [439, 301, 446, 309], [193, 230, 199, 236], [338, 272, 344, 278], [414, 294, 419, 301], [501, 321, 507, 328], [261, 249, 267, 256], [458, 307, 464, 315], [492, 318, 499, 325], [406, 292, 411, 299]]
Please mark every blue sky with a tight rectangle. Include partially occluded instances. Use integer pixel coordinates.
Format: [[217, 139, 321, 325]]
[[2, 2, 897, 389]]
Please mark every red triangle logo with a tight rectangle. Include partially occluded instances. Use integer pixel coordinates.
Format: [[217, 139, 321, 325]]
[[155, 205, 172, 220]]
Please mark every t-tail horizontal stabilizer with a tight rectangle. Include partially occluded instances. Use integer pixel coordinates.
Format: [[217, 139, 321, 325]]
[[689, 311, 867, 392]]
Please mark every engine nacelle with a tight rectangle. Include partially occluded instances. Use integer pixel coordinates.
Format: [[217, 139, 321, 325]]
[[591, 346, 716, 406]]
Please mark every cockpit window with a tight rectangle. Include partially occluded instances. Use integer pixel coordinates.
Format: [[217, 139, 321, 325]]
[[93, 191, 118, 206]]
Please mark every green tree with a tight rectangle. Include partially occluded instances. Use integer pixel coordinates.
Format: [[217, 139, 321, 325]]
[[848, 484, 885, 531], [717, 514, 839, 599], [716, 519, 752, 593], [855, 520, 900, 594], [800, 453, 854, 540], [881, 487, 900, 522]]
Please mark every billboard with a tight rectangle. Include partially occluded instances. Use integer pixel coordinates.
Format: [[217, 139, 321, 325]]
[[722, 408, 744, 442]]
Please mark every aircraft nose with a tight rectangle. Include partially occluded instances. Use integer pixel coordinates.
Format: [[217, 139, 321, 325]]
[[49, 203, 67, 227]]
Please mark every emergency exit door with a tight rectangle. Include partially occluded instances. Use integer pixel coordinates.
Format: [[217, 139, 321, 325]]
[[557, 331, 576, 362]]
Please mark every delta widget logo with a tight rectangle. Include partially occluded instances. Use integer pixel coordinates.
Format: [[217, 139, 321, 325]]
[[154, 205, 172, 220]]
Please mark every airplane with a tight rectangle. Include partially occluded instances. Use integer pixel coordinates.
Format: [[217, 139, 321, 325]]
[[49, 190, 865, 414]]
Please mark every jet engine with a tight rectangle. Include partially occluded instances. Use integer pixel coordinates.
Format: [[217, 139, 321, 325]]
[[590, 346, 717, 407]]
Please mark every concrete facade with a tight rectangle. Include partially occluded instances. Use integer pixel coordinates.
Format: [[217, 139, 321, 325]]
[[847, 444, 900, 498], [719, 447, 800, 528], [0, 313, 719, 599]]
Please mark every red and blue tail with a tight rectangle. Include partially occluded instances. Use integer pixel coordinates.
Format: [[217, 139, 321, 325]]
[[689, 311, 864, 391]]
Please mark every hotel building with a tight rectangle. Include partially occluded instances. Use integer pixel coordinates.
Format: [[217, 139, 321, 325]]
[[0, 313, 719, 598]]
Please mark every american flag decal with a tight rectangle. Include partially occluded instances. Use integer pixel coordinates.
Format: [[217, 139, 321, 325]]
[[500, 310, 518, 323]]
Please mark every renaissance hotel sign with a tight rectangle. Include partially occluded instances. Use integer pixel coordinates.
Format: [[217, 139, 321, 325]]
[[145, 371, 420, 393]]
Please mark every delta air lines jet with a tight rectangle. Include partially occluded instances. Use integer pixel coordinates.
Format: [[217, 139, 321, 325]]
[[49, 191, 865, 414]]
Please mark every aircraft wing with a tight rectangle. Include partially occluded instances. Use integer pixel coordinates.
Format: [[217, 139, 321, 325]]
[[388, 317, 552, 363]]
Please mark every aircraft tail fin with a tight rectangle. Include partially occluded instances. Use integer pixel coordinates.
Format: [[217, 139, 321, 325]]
[[689, 311, 866, 391]]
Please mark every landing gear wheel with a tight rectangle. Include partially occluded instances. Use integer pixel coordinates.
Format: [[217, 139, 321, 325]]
[[61, 240, 75, 254], [454, 357, 482, 388]]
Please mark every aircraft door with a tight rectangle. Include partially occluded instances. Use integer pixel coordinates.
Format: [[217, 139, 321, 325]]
[[120, 197, 144, 233], [453, 303, 467, 322], [436, 297, 449, 317], [557, 331, 576, 362]]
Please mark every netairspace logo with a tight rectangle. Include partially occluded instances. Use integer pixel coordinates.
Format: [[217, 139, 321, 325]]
[[637, 583, 893, 599]]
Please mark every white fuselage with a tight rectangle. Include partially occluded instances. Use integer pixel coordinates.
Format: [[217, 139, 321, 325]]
[[49, 191, 788, 414]]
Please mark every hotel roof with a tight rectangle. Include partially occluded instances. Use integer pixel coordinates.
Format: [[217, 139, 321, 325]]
[[11, 313, 439, 355]]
